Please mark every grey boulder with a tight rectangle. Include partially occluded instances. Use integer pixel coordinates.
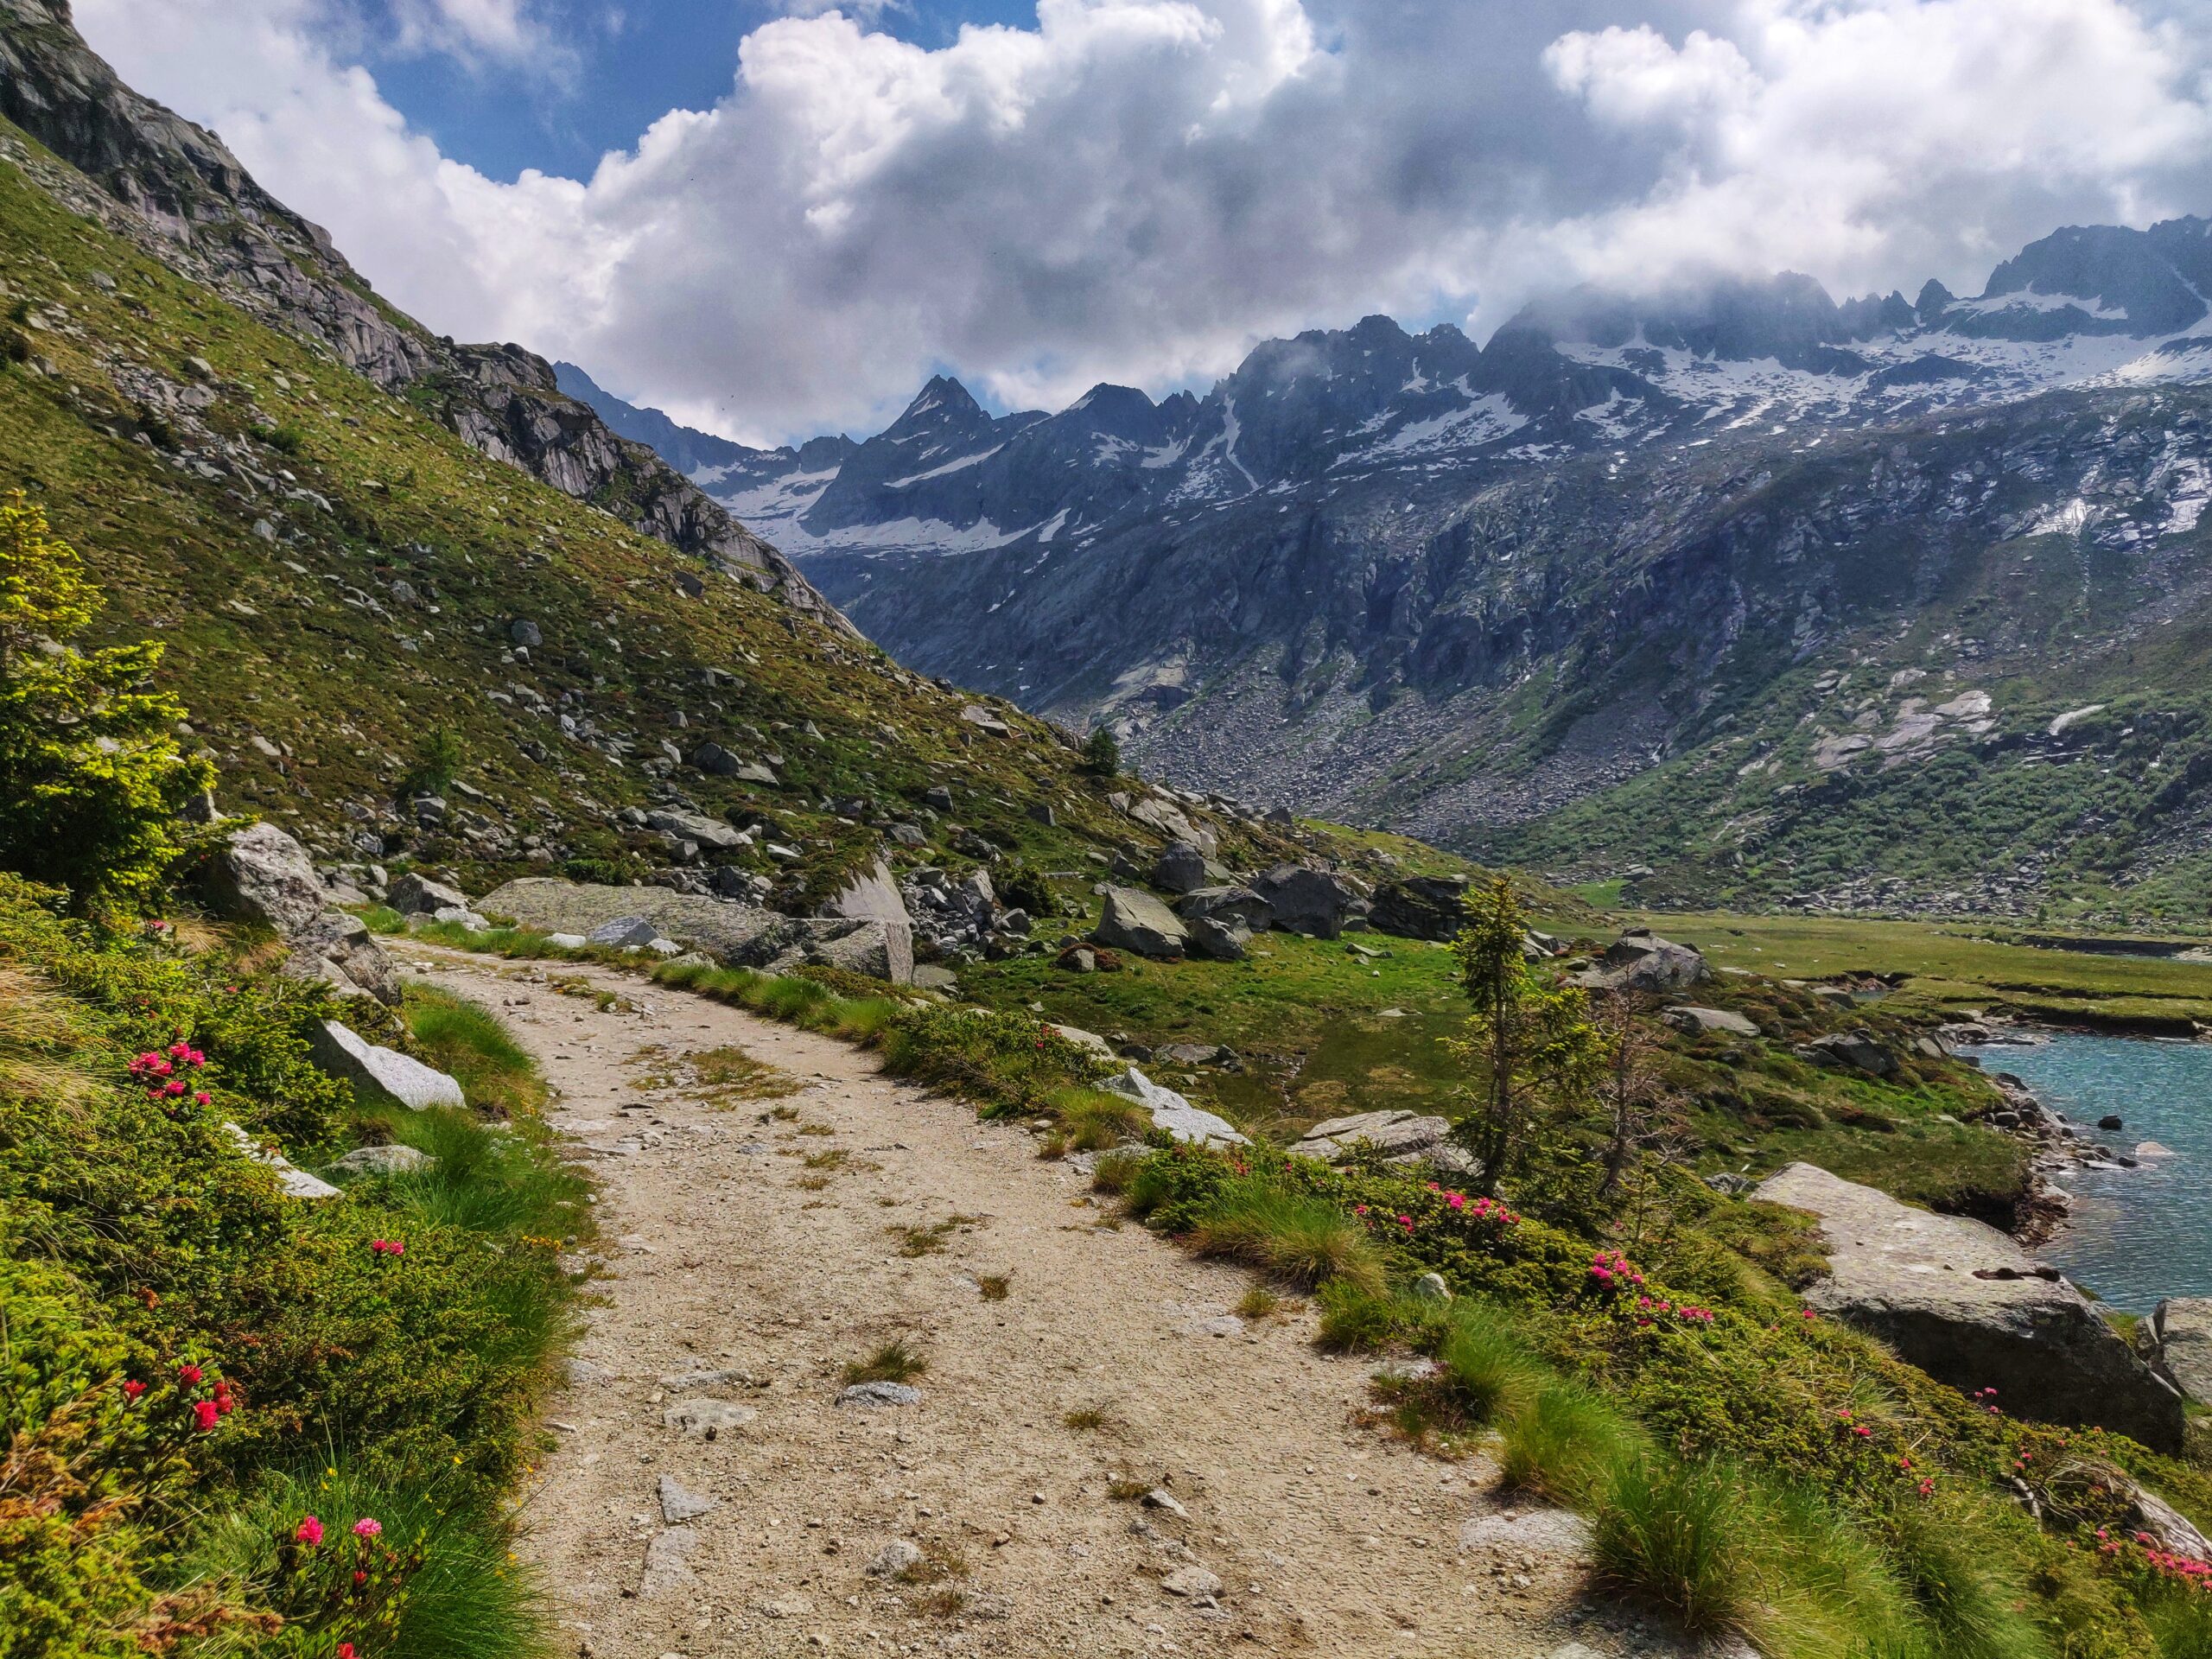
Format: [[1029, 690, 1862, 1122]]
[[1757, 1162, 2182, 1451], [588, 915, 664, 948], [1179, 886, 1274, 931], [1573, 929, 1711, 994], [1664, 1006, 1761, 1039], [645, 808, 744, 851], [1251, 863, 1359, 938], [1098, 1066, 1247, 1147], [223, 1122, 340, 1200], [1095, 887, 1188, 959], [1291, 1109, 1478, 1178], [328, 1143, 435, 1177], [2148, 1298, 2212, 1403], [1185, 917, 1250, 961], [836, 1382, 922, 1408], [1151, 840, 1212, 895], [387, 872, 469, 915], [1369, 874, 1470, 942], [1804, 1030, 1897, 1077], [310, 1020, 467, 1112], [206, 822, 402, 1004]]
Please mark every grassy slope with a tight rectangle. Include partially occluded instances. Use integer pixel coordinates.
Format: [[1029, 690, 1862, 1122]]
[[0, 124, 1323, 904]]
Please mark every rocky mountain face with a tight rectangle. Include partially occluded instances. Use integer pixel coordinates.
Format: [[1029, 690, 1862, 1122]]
[[0, 0, 843, 628], [568, 212, 2212, 920]]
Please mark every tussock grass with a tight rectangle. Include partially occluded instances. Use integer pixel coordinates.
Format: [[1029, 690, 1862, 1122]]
[[1592, 1456, 1754, 1637], [976, 1273, 1010, 1301], [1185, 1181, 1386, 1294], [404, 984, 547, 1119], [843, 1340, 928, 1386], [1049, 1086, 1148, 1151], [1090, 1148, 1145, 1196], [1431, 1302, 1542, 1425], [1880, 1498, 2050, 1659], [1313, 1281, 1449, 1355], [1497, 1381, 1643, 1508]]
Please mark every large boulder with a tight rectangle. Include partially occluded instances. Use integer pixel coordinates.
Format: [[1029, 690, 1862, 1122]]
[[796, 918, 913, 986], [1251, 864, 1359, 939], [1572, 929, 1711, 994], [1151, 841, 1212, 895], [2148, 1299, 2212, 1403], [1095, 887, 1188, 959], [1097, 1067, 1247, 1148], [310, 1020, 467, 1112], [1179, 887, 1274, 931], [645, 807, 744, 851], [1185, 917, 1250, 962], [206, 823, 402, 1003], [388, 872, 469, 915], [1757, 1163, 2183, 1451], [1291, 1109, 1479, 1179], [1804, 1029, 1898, 1077], [1370, 875, 1470, 942]]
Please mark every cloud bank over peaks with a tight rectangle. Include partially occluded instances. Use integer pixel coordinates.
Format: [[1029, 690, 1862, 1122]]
[[72, 0, 2212, 445]]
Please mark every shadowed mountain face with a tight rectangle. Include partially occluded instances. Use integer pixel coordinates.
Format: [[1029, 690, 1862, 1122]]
[[563, 219, 2212, 920]]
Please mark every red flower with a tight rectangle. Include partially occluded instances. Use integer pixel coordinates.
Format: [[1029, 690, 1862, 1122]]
[[338, 1647, 355, 1659], [193, 1400, 219, 1432], [194, 1090, 211, 1106], [123, 1380, 146, 1401], [296, 1516, 324, 1546], [176, 1363, 203, 1385]]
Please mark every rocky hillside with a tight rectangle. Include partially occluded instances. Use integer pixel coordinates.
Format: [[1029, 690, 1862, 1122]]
[[0, 2, 1391, 931], [570, 221, 2212, 924]]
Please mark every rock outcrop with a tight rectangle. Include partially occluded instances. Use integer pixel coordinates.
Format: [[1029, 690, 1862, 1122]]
[[1757, 1162, 2183, 1451], [1572, 930, 1712, 994], [203, 822, 401, 1003], [2145, 1298, 2212, 1403]]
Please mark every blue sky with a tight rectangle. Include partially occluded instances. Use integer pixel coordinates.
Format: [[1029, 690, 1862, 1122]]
[[78, 0, 2212, 446], [370, 2, 1046, 182]]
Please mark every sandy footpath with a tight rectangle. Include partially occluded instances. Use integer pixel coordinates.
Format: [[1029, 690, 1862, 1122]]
[[396, 943, 1719, 1659]]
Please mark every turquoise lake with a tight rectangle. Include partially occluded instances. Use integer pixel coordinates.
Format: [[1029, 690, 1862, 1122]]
[[1967, 1032, 2212, 1313]]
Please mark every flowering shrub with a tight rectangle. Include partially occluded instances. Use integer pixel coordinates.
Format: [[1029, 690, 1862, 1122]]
[[268, 1509, 425, 1648]]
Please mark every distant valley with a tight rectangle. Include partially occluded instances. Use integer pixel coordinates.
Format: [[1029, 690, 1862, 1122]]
[[561, 225, 2212, 924]]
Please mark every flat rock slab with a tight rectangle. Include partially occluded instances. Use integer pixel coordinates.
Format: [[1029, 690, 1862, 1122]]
[[662, 1397, 756, 1439], [1099, 1066, 1248, 1147], [639, 1527, 700, 1597], [223, 1122, 340, 1200], [658, 1474, 718, 1523], [836, 1382, 921, 1408], [1094, 886, 1188, 959], [310, 1020, 466, 1112], [1663, 1005, 1760, 1038], [1758, 1161, 2183, 1450], [1291, 1108, 1475, 1176], [481, 878, 784, 960]]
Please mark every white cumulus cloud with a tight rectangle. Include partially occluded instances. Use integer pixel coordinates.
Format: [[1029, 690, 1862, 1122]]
[[68, 0, 2212, 444]]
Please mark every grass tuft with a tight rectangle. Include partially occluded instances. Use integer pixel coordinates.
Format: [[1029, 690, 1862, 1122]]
[[1185, 1180, 1386, 1294], [843, 1340, 928, 1386], [1592, 1457, 1754, 1637]]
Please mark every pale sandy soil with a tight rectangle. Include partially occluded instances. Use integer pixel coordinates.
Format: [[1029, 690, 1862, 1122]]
[[397, 944, 1730, 1659]]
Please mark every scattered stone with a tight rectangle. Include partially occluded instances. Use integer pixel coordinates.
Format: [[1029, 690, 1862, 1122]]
[[1803, 1029, 1898, 1077], [546, 932, 589, 950], [1160, 1566, 1222, 1599], [662, 1397, 756, 1439], [508, 618, 543, 648], [588, 915, 663, 948], [1756, 1162, 2183, 1450], [1046, 1023, 1118, 1065], [2098, 1114, 2126, 1132], [645, 808, 744, 851], [1098, 1067, 1248, 1147], [657, 1475, 718, 1524], [1663, 1005, 1760, 1039], [309, 1020, 466, 1111], [1411, 1272, 1452, 1303], [836, 1382, 921, 1408], [865, 1541, 924, 1578], [328, 1143, 435, 1177], [658, 1367, 757, 1393], [1140, 1489, 1187, 1517], [1057, 945, 1099, 974], [1094, 887, 1188, 959]]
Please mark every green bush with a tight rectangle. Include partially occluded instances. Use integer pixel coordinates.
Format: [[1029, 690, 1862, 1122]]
[[0, 493, 214, 906]]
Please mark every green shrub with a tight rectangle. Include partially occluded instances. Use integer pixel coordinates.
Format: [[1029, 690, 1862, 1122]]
[[877, 1005, 1102, 1116], [1431, 1300, 1541, 1424], [0, 493, 214, 906]]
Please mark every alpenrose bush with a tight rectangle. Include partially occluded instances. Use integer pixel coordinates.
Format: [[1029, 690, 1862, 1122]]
[[0, 876, 578, 1650], [1119, 1136, 2212, 1648]]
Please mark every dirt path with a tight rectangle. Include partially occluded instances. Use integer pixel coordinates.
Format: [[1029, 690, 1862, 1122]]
[[397, 944, 1711, 1659]]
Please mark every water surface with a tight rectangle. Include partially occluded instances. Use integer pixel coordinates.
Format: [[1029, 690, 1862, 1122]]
[[1967, 1032, 2212, 1312]]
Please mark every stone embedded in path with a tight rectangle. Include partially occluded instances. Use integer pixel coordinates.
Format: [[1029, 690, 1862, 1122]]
[[1139, 1489, 1186, 1516], [639, 1527, 700, 1597], [309, 1020, 467, 1112], [663, 1397, 757, 1439], [1756, 1161, 2184, 1451], [836, 1381, 921, 1408], [1098, 1066, 1248, 1147], [865, 1541, 924, 1578], [658, 1366, 758, 1394], [657, 1474, 718, 1524], [1160, 1565, 1222, 1599]]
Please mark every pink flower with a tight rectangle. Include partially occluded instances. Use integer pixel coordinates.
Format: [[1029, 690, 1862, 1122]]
[[353, 1517, 383, 1538], [1446, 1193, 1465, 1211], [193, 1400, 219, 1432], [296, 1516, 325, 1546], [194, 1091, 211, 1106]]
